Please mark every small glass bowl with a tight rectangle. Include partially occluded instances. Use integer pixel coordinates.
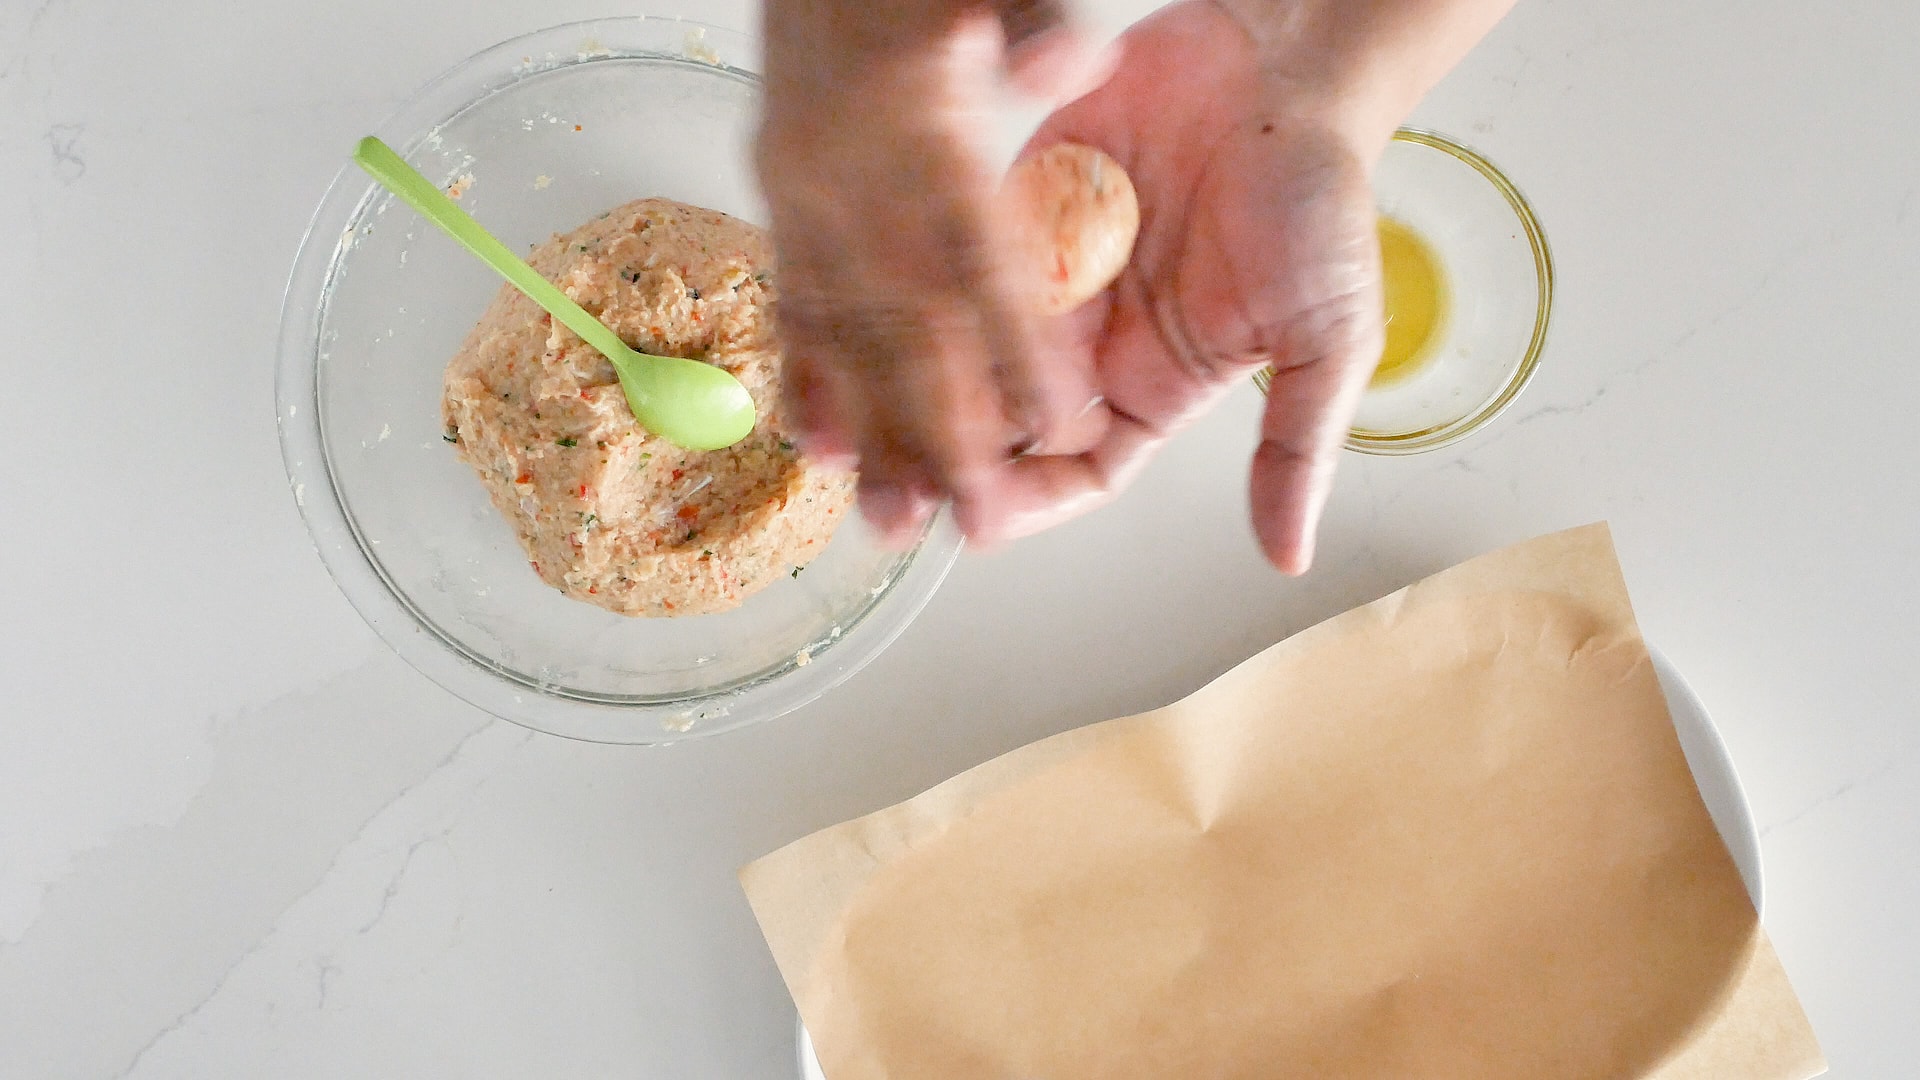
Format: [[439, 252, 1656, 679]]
[[1256, 128, 1553, 454], [275, 17, 962, 744]]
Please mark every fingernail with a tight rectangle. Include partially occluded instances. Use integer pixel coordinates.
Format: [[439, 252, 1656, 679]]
[[1284, 504, 1325, 577], [861, 482, 907, 527], [792, 425, 857, 470], [801, 444, 859, 472], [953, 496, 1006, 553], [860, 484, 927, 550]]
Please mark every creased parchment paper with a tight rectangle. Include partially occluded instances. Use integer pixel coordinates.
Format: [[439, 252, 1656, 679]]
[[742, 524, 1823, 1079]]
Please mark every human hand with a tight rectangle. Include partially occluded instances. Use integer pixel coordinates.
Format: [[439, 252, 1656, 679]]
[[982, 1, 1397, 572], [759, 0, 1427, 572], [755, 0, 1121, 548]]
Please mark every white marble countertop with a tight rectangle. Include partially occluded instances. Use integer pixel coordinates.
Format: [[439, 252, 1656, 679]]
[[3, 0, 1915, 1075]]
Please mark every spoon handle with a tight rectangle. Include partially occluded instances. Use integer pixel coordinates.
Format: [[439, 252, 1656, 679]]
[[352, 136, 635, 364]]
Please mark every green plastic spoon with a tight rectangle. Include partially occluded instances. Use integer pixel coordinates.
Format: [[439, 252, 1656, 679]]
[[352, 136, 756, 452]]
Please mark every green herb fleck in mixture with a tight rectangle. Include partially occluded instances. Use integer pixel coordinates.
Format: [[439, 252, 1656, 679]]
[[557, 437, 578, 447]]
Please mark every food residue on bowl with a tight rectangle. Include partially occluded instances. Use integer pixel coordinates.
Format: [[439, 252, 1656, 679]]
[[682, 26, 722, 65]]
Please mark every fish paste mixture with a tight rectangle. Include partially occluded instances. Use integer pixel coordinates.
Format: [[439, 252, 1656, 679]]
[[443, 199, 853, 617]]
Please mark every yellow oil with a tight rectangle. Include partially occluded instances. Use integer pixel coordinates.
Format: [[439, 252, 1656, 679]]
[[1372, 215, 1449, 387]]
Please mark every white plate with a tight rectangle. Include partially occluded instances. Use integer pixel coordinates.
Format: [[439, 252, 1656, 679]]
[[1651, 646, 1764, 908], [796, 648, 1762, 1079]]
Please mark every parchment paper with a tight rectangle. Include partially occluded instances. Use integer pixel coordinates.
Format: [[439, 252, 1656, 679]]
[[743, 524, 1823, 1079]]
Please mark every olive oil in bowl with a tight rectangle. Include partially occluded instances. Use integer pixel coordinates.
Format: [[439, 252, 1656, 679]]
[[1372, 215, 1449, 388]]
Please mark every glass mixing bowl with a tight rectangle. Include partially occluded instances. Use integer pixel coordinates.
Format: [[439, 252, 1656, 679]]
[[275, 17, 962, 744]]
